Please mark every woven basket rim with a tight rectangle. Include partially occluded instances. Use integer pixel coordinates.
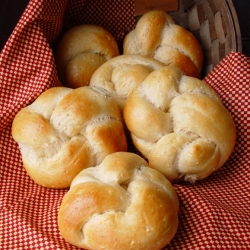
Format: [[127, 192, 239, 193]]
[[165, 0, 243, 75], [225, 0, 242, 52]]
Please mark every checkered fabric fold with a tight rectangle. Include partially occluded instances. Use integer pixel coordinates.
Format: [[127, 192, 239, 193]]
[[0, 0, 249, 249]]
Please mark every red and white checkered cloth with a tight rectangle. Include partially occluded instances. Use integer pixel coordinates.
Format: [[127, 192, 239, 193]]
[[0, 0, 249, 249]]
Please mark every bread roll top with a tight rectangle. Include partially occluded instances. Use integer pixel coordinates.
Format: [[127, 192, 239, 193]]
[[12, 86, 127, 188], [124, 66, 236, 182], [55, 24, 120, 88], [123, 10, 203, 78], [58, 152, 179, 250]]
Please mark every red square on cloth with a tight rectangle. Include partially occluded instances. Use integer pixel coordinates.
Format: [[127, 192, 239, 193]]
[[1, 0, 250, 249]]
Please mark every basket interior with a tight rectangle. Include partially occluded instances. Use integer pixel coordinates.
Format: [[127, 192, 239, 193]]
[[135, 0, 242, 77]]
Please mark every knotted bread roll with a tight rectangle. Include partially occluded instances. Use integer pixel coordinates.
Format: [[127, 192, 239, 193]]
[[90, 54, 164, 111], [123, 10, 203, 79], [12, 86, 127, 188], [58, 152, 179, 250], [124, 66, 236, 182], [55, 24, 119, 88]]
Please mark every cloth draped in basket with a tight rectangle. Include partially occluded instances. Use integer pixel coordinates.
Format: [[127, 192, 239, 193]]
[[0, 0, 250, 249]]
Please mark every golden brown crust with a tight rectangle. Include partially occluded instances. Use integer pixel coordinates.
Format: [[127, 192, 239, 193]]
[[90, 54, 164, 111], [58, 152, 179, 250], [123, 10, 203, 78], [12, 86, 127, 188], [123, 66, 236, 182], [55, 24, 119, 88]]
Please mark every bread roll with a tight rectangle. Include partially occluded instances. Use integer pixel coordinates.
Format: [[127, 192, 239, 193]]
[[55, 24, 119, 88], [123, 66, 236, 182], [58, 152, 179, 250], [123, 10, 203, 79], [12, 86, 127, 188], [90, 54, 164, 111]]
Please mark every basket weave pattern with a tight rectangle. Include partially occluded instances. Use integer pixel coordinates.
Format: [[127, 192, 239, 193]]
[[169, 0, 242, 76], [0, 1, 249, 250]]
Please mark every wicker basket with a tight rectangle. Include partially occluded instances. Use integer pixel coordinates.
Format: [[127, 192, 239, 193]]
[[135, 0, 242, 77], [0, 1, 248, 249]]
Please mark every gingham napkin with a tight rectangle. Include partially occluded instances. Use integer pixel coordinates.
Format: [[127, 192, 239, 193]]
[[0, 0, 249, 249]]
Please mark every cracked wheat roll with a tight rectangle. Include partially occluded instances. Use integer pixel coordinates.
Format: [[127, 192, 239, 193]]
[[123, 10, 203, 79], [12, 86, 127, 188], [55, 24, 119, 88], [90, 54, 164, 111], [123, 66, 236, 183], [58, 152, 179, 250]]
